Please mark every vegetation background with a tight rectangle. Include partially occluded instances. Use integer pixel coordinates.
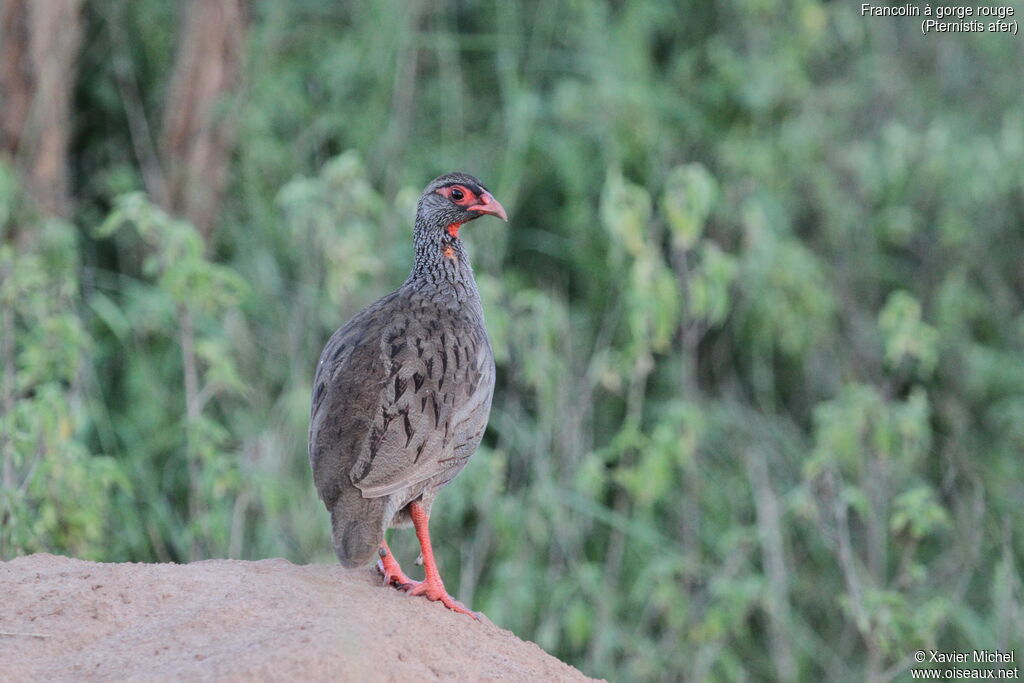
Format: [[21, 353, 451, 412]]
[[2, 1, 1022, 680]]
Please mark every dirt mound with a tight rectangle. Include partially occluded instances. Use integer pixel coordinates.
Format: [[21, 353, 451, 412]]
[[1, 553, 596, 682]]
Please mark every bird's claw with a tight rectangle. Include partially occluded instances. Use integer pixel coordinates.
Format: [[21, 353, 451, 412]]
[[376, 558, 416, 589], [393, 579, 419, 592]]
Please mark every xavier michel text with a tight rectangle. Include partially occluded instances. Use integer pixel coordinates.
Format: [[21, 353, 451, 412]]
[[918, 651, 1017, 664]]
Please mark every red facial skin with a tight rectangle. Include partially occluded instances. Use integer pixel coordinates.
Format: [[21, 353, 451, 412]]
[[436, 184, 509, 237]]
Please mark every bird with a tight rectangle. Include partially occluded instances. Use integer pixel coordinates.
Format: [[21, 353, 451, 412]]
[[308, 172, 507, 618]]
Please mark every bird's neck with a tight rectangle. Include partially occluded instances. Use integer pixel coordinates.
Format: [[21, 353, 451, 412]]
[[407, 220, 479, 305]]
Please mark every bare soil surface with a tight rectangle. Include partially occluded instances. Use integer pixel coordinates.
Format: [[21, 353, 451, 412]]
[[1, 553, 597, 682]]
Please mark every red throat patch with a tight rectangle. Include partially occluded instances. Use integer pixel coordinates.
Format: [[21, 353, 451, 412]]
[[446, 222, 462, 238]]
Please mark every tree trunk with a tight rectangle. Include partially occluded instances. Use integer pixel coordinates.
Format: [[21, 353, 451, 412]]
[[160, 0, 248, 244], [0, 0, 82, 224]]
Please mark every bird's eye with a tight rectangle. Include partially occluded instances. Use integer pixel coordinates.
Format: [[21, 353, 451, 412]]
[[450, 188, 464, 201]]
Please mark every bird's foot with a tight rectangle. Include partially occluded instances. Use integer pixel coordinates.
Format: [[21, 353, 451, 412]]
[[377, 547, 416, 590], [405, 575, 479, 619]]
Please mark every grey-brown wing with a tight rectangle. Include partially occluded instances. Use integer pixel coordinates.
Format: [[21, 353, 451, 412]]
[[309, 295, 495, 505], [347, 312, 494, 499]]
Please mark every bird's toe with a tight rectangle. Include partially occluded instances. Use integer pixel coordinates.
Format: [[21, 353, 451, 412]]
[[407, 579, 478, 619], [376, 558, 417, 590]]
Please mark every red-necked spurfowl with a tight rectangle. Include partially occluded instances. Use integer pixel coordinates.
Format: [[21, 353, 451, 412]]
[[309, 172, 507, 618]]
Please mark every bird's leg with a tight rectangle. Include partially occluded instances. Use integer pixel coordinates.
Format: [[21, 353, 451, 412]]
[[376, 538, 416, 589], [405, 501, 478, 619]]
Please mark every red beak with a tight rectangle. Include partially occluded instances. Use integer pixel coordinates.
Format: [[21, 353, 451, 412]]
[[467, 191, 508, 222]]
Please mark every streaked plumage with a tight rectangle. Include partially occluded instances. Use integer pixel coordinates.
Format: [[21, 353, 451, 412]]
[[308, 172, 506, 616]]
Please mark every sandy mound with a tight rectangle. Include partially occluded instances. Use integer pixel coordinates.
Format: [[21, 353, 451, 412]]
[[1, 553, 596, 682]]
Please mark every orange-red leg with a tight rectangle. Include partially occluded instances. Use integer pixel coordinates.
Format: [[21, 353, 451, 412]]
[[405, 501, 477, 619], [376, 538, 415, 589]]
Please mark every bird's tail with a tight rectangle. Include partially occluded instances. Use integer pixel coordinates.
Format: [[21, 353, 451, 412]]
[[329, 490, 389, 568]]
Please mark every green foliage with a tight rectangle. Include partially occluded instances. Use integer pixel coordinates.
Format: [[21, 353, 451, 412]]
[[879, 290, 939, 378], [662, 163, 717, 250], [4, 1, 1024, 681], [1, 172, 123, 559]]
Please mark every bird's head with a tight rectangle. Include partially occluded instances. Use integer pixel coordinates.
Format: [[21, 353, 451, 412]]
[[415, 172, 508, 240]]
